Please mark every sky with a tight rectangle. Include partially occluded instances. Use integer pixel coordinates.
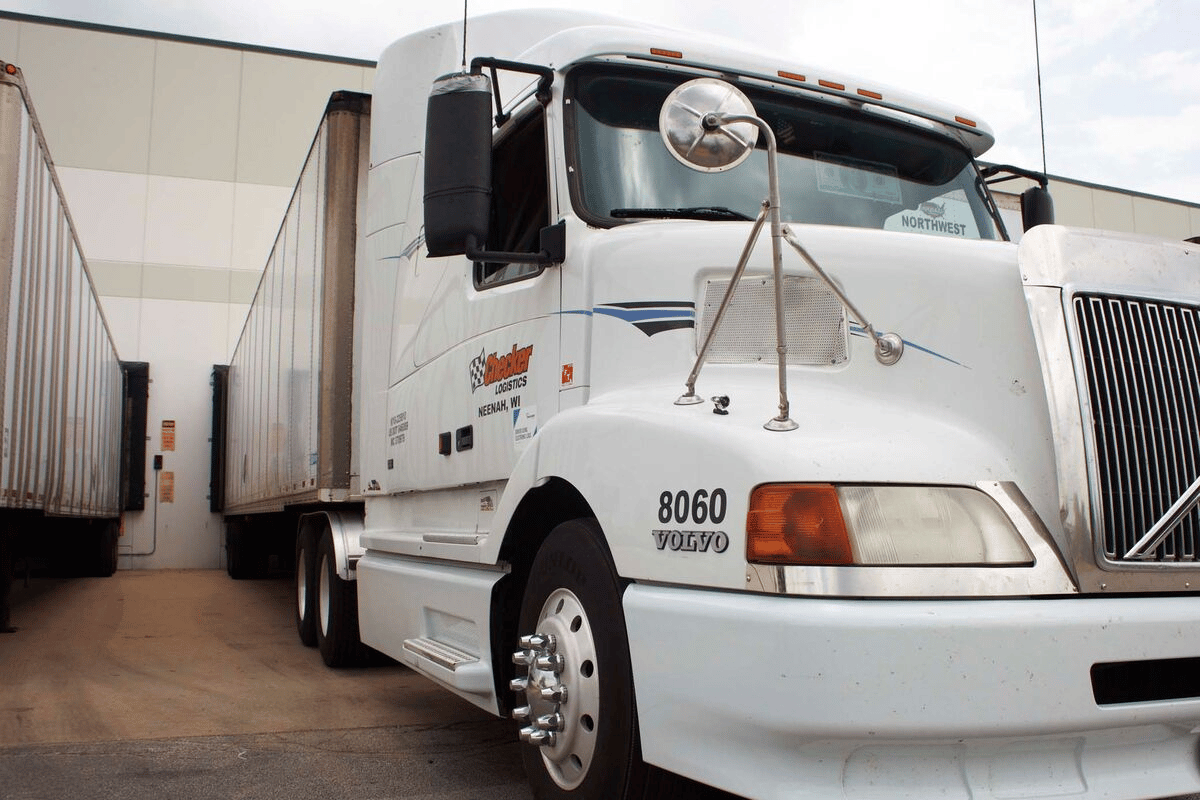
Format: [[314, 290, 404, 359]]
[[5, 0, 1199, 205]]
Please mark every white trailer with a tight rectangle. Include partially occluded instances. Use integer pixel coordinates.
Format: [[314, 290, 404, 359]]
[[217, 12, 1200, 799], [0, 61, 142, 592]]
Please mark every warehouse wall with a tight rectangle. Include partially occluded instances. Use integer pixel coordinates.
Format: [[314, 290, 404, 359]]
[[0, 13, 374, 568], [0, 13, 1196, 569], [994, 176, 1200, 242]]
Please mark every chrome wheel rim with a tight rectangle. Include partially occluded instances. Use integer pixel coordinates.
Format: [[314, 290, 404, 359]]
[[516, 588, 600, 790]]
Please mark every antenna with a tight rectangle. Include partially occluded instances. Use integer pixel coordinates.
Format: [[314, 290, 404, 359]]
[[1032, 0, 1048, 175], [458, 0, 468, 70]]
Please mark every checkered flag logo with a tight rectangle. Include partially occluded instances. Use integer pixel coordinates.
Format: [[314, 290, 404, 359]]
[[469, 349, 486, 392]]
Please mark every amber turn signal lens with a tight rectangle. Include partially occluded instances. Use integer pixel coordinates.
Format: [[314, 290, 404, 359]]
[[746, 484, 853, 565]]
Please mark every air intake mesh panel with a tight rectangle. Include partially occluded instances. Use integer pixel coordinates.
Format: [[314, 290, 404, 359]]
[[698, 276, 847, 365]]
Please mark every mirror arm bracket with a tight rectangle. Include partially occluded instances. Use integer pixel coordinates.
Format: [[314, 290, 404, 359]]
[[469, 57, 555, 128], [464, 221, 566, 266]]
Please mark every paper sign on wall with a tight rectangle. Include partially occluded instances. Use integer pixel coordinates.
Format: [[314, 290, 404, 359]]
[[161, 420, 176, 452]]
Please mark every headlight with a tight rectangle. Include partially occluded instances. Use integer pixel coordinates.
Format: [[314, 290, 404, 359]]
[[746, 484, 1034, 566]]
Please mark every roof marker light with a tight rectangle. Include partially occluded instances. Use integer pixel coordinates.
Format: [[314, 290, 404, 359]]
[[4, 63, 16, 75], [651, 48, 683, 59], [818, 79, 845, 91], [778, 70, 806, 83], [857, 88, 883, 100], [955, 116, 978, 128]]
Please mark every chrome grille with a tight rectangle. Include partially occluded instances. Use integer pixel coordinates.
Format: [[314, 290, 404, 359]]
[[698, 276, 847, 365], [1074, 294, 1200, 562]]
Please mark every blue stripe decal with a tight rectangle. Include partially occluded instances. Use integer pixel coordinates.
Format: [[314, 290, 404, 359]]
[[594, 307, 695, 323], [850, 325, 966, 368]]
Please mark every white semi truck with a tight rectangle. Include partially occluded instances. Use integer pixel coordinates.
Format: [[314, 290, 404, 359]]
[[0, 60, 146, 602], [214, 11, 1200, 800]]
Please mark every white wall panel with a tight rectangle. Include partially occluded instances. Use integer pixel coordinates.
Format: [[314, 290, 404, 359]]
[[232, 183, 292, 270], [119, 298, 231, 569], [15, 23, 154, 173], [149, 40, 241, 182], [97, 296, 142, 358], [236, 53, 367, 186], [55, 167, 148, 263], [0, 19, 18, 55], [143, 175, 234, 269]]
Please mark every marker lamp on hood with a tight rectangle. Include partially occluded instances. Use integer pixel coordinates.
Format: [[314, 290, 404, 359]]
[[746, 484, 1034, 566]]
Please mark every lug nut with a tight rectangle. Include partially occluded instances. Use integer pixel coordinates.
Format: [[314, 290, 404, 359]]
[[534, 653, 565, 673], [535, 712, 564, 732], [539, 684, 567, 703], [512, 649, 535, 666], [510, 677, 529, 693], [520, 726, 556, 746], [512, 705, 531, 722], [519, 633, 556, 653]]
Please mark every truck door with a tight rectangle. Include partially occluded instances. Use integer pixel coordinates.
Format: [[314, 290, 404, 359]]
[[387, 103, 559, 493]]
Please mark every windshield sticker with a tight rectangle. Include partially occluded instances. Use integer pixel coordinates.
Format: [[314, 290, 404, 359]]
[[815, 152, 902, 203], [885, 190, 978, 239]]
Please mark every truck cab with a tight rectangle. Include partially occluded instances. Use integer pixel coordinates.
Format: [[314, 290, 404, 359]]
[[335, 13, 1200, 800]]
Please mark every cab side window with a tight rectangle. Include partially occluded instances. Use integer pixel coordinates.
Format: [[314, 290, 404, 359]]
[[476, 109, 549, 287]]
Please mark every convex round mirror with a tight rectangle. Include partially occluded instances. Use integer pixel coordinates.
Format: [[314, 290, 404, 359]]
[[659, 78, 759, 172]]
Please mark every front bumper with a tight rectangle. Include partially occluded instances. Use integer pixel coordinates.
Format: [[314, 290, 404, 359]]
[[625, 584, 1200, 800]]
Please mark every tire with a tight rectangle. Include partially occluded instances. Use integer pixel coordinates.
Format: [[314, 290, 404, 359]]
[[315, 527, 369, 667], [295, 526, 318, 647], [90, 521, 119, 577], [226, 520, 267, 579], [513, 518, 647, 800]]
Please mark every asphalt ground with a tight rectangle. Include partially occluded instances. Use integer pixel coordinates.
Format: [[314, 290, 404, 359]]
[[0, 570, 737, 800], [0, 570, 537, 800], [1, 570, 1196, 800]]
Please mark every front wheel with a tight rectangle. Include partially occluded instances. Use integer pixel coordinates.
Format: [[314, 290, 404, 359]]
[[512, 518, 647, 800]]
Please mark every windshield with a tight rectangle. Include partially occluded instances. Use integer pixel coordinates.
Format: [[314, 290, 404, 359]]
[[566, 65, 1002, 241]]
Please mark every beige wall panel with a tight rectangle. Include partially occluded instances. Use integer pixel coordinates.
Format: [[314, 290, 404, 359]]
[[149, 40, 242, 182], [1190, 208, 1200, 239], [1047, 181, 1095, 229], [1092, 189, 1136, 233], [142, 264, 233, 303], [89, 260, 144, 298], [0, 19, 19, 58], [235, 53, 366, 186], [1132, 196, 1191, 240], [230, 270, 264, 305], [56, 166, 149, 263], [143, 174, 235, 269], [360, 66, 376, 94], [232, 182, 293, 270], [16, 23, 154, 172]]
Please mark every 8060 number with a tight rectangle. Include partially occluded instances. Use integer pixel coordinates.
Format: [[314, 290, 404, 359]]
[[658, 488, 727, 526]]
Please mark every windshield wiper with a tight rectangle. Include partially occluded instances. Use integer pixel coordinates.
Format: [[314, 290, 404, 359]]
[[611, 206, 753, 221]]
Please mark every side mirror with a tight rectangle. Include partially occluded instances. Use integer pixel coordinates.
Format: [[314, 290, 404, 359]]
[[423, 72, 493, 258], [1020, 185, 1055, 231], [659, 78, 759, 172]]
